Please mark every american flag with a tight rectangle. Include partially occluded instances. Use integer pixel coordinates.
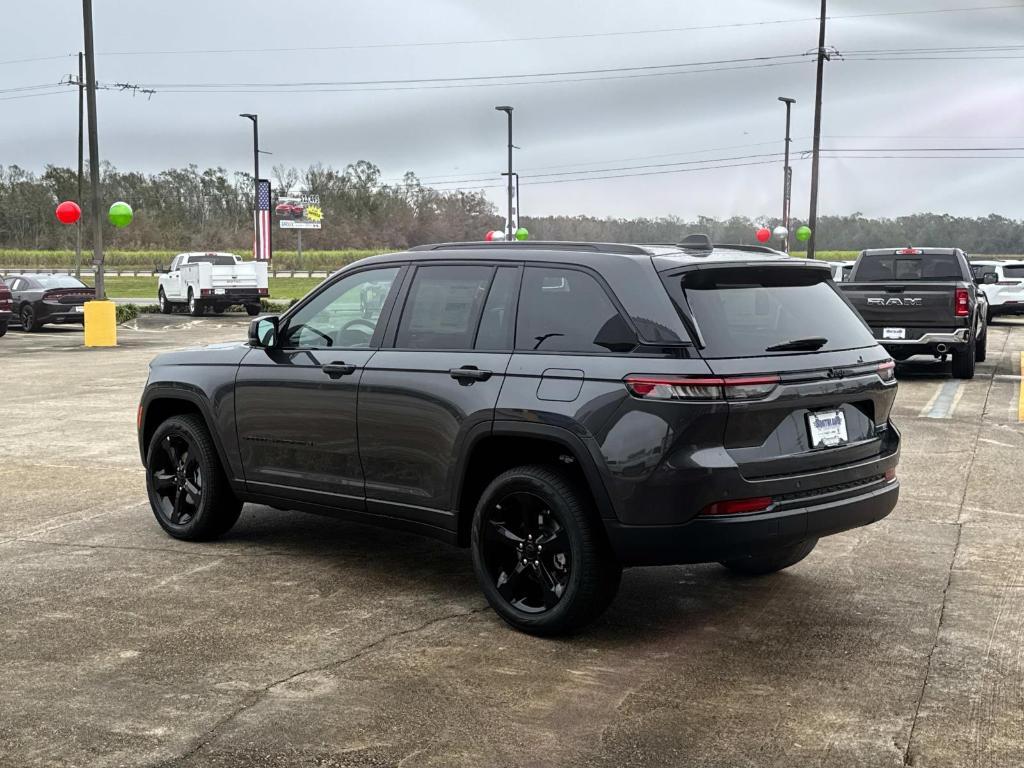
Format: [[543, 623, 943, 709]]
[[254, 179, 272, 261]]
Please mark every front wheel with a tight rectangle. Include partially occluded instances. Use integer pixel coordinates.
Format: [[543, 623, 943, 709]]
[[720, 538, 818, 576], [952, 338, 976, 379], [145, 414, 242, 541], [471, 465, 621, 636]]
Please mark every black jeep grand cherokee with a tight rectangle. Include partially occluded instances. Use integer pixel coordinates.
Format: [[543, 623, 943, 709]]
[[138, 237, 900, 635]]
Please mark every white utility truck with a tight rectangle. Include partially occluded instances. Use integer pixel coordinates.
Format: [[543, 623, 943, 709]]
[[158, 252, 269, 317]]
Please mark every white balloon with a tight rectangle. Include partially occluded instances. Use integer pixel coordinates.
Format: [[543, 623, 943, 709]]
[[773, 225, 788, 238]]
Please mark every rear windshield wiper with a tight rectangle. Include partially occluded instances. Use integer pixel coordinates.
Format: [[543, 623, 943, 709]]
[[765, 336, 828, 352]]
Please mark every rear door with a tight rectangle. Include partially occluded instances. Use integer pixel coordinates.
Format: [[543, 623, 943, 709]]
[[358, 263, 517, 529], [668, 264, 897, 479]]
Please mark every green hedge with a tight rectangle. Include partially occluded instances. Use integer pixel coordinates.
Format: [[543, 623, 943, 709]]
[[0, 249, 385, 272]]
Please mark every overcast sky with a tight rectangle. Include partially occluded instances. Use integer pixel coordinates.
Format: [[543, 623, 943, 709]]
[[2, 1, 1022, 220]]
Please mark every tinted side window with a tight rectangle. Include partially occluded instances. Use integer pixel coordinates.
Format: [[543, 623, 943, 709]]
[[395, 265, 493, 350], [475, 267, 519, 350], [282, 267, 400, 349], [516, 267, 636, 353]]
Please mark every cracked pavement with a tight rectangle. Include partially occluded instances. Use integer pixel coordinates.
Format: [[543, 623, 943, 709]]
[[1, 316, 1023, 767]]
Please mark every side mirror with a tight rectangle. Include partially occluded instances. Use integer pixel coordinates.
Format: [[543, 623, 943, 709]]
[[249, 315, 279, 348], [983, 273, 998, 285]]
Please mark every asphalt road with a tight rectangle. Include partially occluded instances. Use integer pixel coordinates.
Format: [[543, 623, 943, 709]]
[[2, 317, 1023, 767]]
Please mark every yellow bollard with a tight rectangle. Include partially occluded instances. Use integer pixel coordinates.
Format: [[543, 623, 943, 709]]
[[83, 300, 117, 347]]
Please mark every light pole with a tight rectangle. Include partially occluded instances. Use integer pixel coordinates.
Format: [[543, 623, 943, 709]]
[[778, 96, 795, 253], [495, 106, 514, 240], [240, 113, 260, 260]]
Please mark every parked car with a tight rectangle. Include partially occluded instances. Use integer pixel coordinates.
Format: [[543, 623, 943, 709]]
[[4, 274, 93, 332], [157, 252, 269, 317], [138, 237, 900, 635], [0, 276, 12, 337], [969, 259, 1024, 322], [828, 260, 855, 282], [839, 247, 988, 378]]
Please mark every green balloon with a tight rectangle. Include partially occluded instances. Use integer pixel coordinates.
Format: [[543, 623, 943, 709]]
[[515, 227, 529, 241], [108, 201, 133, 228], [795, 225, 812, 242]]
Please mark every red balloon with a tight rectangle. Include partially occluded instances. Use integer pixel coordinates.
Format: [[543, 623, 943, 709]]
[[55, 200, 81, 225], [755, 227, 771, 243], [484, 230, 495, 241]]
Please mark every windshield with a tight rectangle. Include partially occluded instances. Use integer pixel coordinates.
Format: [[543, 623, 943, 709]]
[[36, 276, 88, 289], [674, 266, 876, 358], [855, 253, 962, 282]]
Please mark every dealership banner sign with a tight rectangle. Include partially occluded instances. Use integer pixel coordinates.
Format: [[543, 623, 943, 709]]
[[276, 194, 323, 230]]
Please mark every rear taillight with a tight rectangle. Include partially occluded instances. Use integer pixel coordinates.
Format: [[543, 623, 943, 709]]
[[258, 288, 269, 296], [884, 467, 897, 482], [700, 496, 773, 516], [877, 359, 896, 382], [624, 374, 779, 401], [954, 288, 969, 317], [200, 288, 212, 297], [899, 247, 921, 255]]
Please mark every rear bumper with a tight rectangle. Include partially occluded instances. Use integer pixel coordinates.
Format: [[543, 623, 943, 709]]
[[874, 326, 970, 356], [989, 303, 1024, 316], [605, 478, 899, 567], [201, 289, 264, 304]]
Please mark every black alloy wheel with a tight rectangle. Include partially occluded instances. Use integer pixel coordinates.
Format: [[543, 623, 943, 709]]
[[20, 305, 37, 332], [145, 414, 242, 540], [150, 431, 205, 527], [471, 465, 621, 636], [479, 490, 572, 614]]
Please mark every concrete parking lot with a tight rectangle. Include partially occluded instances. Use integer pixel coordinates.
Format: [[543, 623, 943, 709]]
[[2, 316, 1023, 768]]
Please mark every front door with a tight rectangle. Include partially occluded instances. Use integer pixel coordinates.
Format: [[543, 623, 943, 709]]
[[234, 265, 404, 508], [358, 264, 519, 529]]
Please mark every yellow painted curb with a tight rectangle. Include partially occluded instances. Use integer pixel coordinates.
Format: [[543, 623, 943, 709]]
[[1019, 351, 1024, 423], [84, 300, 117, 347]]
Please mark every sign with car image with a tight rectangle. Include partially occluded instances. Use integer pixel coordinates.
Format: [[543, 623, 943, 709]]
[[276, 193, 323, 229]]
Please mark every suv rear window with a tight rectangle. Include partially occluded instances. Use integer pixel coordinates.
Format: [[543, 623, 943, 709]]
[[187, 254, 237, 266], [1002, 265, 1024, 278], [855, 253, 962, 281], [674, 266, 876, 358]]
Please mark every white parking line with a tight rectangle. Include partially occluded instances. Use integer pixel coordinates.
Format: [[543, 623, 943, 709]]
[[920, 380, 965, 419]]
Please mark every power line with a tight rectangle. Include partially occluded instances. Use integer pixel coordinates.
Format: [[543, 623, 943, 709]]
[[0, 90, 73, 102], [0, 53, 74, 67], [87, 4, 1020, 57]]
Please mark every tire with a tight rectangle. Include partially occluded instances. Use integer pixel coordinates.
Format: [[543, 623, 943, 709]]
[[0, 319, 7, 338], [245, 304, 261, 317], [158, 289, 172, 314], [187, 289, 204, 317], [975, 324, 987, 363], [470, 465, 621, 636], [952, 338, 976, 379], [145, 414, 242, 541], [720, 538, 818, 576], [212, 305, 225, 315], [20, 304, 39, 332], [986, 308, 994, 325]]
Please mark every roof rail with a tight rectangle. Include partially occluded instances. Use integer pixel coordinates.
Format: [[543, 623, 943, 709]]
[[408, 241, 653, 255]]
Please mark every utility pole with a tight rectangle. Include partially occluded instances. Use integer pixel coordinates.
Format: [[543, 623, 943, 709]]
[[778, 96, 795, 253], [240, 113, 260, 259], [806, 0, 827, 260], [82, 0, 104, 299], [495, 106, 514, 240], [74, 51, 84, 280]]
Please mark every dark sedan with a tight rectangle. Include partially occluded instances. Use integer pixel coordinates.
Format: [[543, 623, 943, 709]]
[[5, 274, 94, 332], [0, 277, 12, 337]]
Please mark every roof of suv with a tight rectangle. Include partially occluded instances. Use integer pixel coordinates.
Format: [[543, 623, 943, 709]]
[[401, 239, 803, 272]]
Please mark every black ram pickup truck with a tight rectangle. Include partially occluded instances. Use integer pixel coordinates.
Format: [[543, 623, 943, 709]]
[[839, 247, 989, 379]]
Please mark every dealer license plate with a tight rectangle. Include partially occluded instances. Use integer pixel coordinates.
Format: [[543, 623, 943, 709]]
[[214, 288, 226, 295], [883, 327, 905, 340], [808, 409, 848, 448]]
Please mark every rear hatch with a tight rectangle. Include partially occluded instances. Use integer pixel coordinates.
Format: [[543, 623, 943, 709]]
[[843, 251, 967, 332], [663, 262, 897, 481], [994, 263, 1024, 306]]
